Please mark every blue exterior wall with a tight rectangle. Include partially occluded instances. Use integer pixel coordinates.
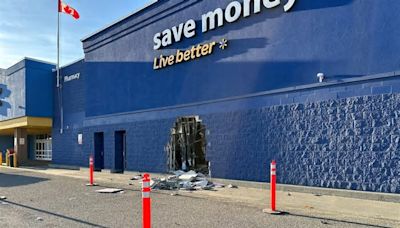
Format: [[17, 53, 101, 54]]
[[83, 0, 400, 116], [0, 136, 14, 159], [50, 0, 400, 194], [52, 60, 86, 166], [0, 58, 54, 121], [25, 60, 55, 117], [0, 61, 27, 120]]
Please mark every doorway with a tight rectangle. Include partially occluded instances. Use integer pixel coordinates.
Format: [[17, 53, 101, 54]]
[[94, 132, 104, 171], [114, 130, 126, 173]]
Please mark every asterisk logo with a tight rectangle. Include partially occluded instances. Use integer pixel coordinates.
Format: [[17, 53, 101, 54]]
[[219, 39, 228, 50]]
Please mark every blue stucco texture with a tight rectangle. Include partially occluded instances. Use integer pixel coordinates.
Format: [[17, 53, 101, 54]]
[[83, 0, 400, 116], [53, 75, 400, 194], [0, 58, 54, 121], [52, 0, 400, 194]]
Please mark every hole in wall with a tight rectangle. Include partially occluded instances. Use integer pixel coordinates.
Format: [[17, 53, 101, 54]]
[[165, 116, 208, 174]]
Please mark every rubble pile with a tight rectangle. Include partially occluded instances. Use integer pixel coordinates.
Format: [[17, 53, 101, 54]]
[[150, 170, 221, 191]]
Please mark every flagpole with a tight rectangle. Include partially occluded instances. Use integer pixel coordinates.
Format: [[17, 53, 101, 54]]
[[57, 2, 64, 134], [57, 8, 60, 88]]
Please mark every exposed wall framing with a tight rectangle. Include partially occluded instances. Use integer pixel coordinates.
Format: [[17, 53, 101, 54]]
[[165, 116, 208, 173]]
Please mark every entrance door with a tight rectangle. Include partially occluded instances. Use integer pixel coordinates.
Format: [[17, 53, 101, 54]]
[[94, 132, 104, 171], [114, 131, 126, 173]]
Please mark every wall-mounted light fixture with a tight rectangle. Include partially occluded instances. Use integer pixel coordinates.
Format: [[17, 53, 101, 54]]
[[317, 73, 325, 83]]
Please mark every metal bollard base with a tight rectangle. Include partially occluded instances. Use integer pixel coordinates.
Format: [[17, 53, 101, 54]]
[[86, 183, 98, 186]]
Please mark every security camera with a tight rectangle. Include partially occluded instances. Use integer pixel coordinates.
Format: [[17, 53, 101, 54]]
[[317, 73, 325, 83]]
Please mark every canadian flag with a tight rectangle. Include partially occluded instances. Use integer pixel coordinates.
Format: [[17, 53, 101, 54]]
[[58, 0, 80, 19]]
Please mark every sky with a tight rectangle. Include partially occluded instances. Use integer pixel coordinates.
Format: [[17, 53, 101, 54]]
[[0, 0, 151, 69]]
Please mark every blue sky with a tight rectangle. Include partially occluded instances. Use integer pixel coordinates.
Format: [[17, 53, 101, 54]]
[[0, 0, 151, 68]]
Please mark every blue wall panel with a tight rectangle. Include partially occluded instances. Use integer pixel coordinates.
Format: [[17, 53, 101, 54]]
[[52, 60, 86, 166], [0, 136, 14, 158], [0, 66, 26, 120], [83, 0, 400, 116], [50, 0, 400, 194], [26, 60, 55, 117], [0, 58, 55, 121]]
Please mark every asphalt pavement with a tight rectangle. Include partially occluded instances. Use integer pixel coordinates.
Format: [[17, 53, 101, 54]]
[[0, 168, 397, 228]]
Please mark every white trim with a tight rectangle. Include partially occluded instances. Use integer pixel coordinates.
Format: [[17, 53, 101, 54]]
[[61, 58, 84, 68], [142, 182, 150, 188], [24, 57, 55, 66], [81, 0, 159, 42], [142, 192, 150, 198]]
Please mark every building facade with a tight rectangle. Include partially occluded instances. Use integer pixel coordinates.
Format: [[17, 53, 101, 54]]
[[4, 0, 400, 194], [0, 58, 54, 164]]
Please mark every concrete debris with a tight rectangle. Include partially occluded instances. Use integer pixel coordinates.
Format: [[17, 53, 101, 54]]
[[321, 221, 329, 225], [179, 170, 203, 181], [131, 174, 142, 180], [36, 217, 43, 221], [151, 170, 215, 191], [213, 183, 225, 188], [96, 188, 124, 194], [227, 184, 238, 189], [0, 196, 7, 200]]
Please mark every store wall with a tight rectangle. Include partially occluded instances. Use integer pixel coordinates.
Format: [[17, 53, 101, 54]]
[[83, 0, 400, 116], [0, 61, 27, 121], [0, 59, 55, 121], [80, 74, 400, 193], [52, 60, 86, 166], [50, 0, 400, 193], [0, 136, 14, 159], [25, 60, 55, 117]]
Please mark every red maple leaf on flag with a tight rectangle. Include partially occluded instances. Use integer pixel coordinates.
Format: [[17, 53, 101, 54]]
[[58, 0, 80, 19]]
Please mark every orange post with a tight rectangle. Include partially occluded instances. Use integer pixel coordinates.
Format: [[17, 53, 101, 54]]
[[90, 155, 94, 185], [142, 173, 151, 228], [270, 160, 276, 211], [86, 155, 97, 186], [263, 160, 282, 215]]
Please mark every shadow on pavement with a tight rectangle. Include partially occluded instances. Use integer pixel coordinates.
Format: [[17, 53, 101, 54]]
[[0, 173, 48, 187], [287, 212, 391, 228], [1, 200, 107, 228]]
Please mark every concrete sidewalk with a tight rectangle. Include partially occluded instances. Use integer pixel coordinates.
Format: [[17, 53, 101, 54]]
[[1, 166, 399, 227]]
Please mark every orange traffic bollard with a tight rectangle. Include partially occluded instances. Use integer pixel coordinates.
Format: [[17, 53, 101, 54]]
[[263, 160, 282, 215], [86, 155, 97, 186], [142, 173, 151, 228]]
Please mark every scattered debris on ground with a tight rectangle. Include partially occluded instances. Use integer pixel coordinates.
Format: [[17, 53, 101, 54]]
[[96, 188, 124, 194], [227, 184, 238, 189], [0, 196, 7, 200], [139, 170, 237, 191], [36, 217, 43, 221], [320, 221, 329, 225], [131, 174, 142, 180]]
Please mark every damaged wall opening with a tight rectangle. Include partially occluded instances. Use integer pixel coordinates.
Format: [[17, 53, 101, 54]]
[[165, 116, 208, 174]]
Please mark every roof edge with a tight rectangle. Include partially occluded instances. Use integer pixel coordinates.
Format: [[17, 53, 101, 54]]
[[81, 0, 159, 42]]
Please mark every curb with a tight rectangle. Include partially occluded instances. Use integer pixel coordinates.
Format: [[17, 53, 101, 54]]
[[210, 178, 400, 203]]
